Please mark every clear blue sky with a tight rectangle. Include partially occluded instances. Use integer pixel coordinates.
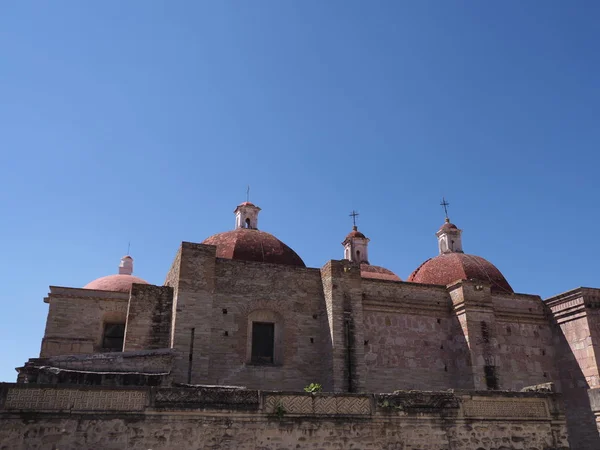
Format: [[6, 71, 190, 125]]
[[1, 1, 599, 381]]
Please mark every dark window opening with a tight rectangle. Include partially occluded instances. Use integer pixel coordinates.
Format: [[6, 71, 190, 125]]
[[251, 322, 274, 364], [102, 323, 125, 351], [356, 250, 361, 260], [484, 365, 498, 390], [245, 218, 251, 228], [480, 321, 490, 343]]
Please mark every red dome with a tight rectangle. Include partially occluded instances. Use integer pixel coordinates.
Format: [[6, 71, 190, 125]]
[[84, 274, 149, 292], [439, 222, 458, 233], [203, 228, 305, 267], [346, 229, 366, 239], [408, 253, 513, 293], [360, 263, 401, 281]]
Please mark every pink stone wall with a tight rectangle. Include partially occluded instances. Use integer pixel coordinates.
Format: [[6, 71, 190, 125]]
[[361, 281, 473, 392], [494, 319, 557, 390]]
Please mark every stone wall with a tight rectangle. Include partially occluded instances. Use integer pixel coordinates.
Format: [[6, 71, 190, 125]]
[[16, 349, 175, 386], [361, 280, 472, 392], [0, 383, 569, 450], [547, 289, 600, 449], [41, 287, 129, 357], [588, 387, 600, 437], [492, 294, 557, 391], [207, 258, 327, 390], [124, 284, 173, 351]]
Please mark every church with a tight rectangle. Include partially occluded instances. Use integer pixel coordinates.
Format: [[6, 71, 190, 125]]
[[2, 199, 600, 449]]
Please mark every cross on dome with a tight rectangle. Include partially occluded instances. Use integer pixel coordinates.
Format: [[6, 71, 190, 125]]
[[440, 197, 450, 222]]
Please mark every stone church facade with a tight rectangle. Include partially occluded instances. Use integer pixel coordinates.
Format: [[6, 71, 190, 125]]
[[2, 201, 600, 449]]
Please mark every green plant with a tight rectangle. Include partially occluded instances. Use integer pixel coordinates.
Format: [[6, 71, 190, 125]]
[[304, 383, 323, 393], [274, 401, 286, 419]]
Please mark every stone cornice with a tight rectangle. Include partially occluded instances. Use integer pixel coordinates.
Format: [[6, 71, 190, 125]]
[[45, 286, 131, 303]]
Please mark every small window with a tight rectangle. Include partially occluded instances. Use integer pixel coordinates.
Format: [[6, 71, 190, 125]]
[[480, 321, 490, 343], [251, 322, 274, 364], [102, 323, 125, 351], [484, 365, 498, 390]]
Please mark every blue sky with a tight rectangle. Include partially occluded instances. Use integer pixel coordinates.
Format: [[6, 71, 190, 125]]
[[1, 1, 599, 381]]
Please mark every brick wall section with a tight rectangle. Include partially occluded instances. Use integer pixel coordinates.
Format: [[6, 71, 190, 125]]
[[0, 384, 570, 450], [124, 284, 173, 351], [320, 260, 366, 393], [320, 261, 357, 392], [169, 242, 217, 384], [361, 280, 472, 391], [492, 294, 558, 391], [40, 287, 129, 357], [207, 258, 325, 390], [449, 281, 500, 390]]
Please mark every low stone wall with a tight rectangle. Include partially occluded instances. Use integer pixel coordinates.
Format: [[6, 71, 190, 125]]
[[0, 383, 569, 449], [16, 349, 175, 386]]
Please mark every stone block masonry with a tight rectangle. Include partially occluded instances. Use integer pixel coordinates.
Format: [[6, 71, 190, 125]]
[[0, 383, 569, 449]]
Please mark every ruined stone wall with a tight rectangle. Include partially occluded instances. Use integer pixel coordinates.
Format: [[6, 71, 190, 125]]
[[41, 287, 129, 357], [24, 349, 175, 373], [207, 258, 326, 390], [492, 294, 558, 391], [361, 281, 472, 392], [124, 284, 173, 351], [0, 384, 570, 450]]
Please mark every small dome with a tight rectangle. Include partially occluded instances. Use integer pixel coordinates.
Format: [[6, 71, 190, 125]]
[[360, 263, 401, 281], [84, 274, 149, 292], [408, 253, 513, 293], [439, 221, 458, 233], [237, 201, 256, 207], [203, 228, 305, 267], [84, 254, 148, 292], [345, 227, 366, 239]]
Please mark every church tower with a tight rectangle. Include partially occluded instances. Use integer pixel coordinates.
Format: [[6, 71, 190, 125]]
[[436, 218, 463, 254], [342, 211, 370, 265], [234, 202, 261, 229]]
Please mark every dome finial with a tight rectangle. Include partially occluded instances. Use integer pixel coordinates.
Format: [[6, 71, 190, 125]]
[[118, 255, 134, 275]]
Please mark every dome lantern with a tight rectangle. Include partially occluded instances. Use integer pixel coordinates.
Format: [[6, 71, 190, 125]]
[[234, 202, 261, 230]]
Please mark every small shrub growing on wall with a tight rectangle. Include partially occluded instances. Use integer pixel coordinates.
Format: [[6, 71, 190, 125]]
[[304, 383, 322, 393]]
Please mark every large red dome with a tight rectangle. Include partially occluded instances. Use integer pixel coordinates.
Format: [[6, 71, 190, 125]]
[[84, 274, 149, 292], [408, 253, 513, 293], [202, 228, 305, 267]]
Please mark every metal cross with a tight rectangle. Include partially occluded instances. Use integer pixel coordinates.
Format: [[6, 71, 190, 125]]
[[246, 185, 250, 203], [349, 210, 359, 227], [440, 197, 450, 219]]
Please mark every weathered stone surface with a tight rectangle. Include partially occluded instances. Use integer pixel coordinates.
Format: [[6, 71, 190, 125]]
[[0, 384, 570, 450]]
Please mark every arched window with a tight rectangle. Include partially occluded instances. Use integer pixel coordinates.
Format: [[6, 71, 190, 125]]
[[245, 218, 251, 228]]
